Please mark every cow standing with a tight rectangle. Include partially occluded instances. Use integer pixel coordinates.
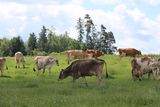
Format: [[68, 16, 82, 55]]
[[33, 56, 59, 76], [15, 51, 25, 68], [66, 50, 93, 64], [118, 48, 141, 57], [85, 49, 104, 59], [0, 57, 6, 76], [131, 57, 153, 81], [58, 59, 108, 86]]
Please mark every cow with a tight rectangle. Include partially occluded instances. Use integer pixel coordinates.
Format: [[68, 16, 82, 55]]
[[15, 51, 25, 68], [58, 59, 108, 86], [66, 50, 93, 64], [0, 57, 6, 76], [85, 49, 104, 59], [118, 48, 141, 57], [33, 56, 59, 76], [131, 57, 153, 81], [148, 58, 160, 79]]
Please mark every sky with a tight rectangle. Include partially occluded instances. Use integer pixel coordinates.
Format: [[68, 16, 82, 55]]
[[0, 0, 160, 54]]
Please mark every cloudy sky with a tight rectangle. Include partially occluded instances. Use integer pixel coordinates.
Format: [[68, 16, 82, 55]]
[[0, 0, 160, 54]]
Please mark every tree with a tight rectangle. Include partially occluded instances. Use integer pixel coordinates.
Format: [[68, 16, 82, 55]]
[[84, 14, 94, 48], [76, 17, 84, 43], [99, 25, 117, 54], [0, 38, 11, 56], [10, 36, 26, 56], [38, 26, 48, 52], [28, 32, 37, 51]]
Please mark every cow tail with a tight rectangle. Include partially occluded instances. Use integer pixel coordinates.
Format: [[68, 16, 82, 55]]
[[98, 59, 109, 78], [104, 60, 109, 78]]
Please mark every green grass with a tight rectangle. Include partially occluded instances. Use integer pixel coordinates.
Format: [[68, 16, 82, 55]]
[[0, 54, 160, 107]]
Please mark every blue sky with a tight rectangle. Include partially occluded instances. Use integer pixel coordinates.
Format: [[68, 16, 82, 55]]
[[0, 0, 160, 54]]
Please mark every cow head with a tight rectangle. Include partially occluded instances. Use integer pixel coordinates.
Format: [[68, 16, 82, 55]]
[[58, 69, 67, 80]]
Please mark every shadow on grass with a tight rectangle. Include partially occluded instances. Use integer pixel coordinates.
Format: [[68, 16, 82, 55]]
[[0, 75, 11, 78]]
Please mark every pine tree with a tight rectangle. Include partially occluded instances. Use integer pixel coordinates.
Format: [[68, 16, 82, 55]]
[[84, 14, 93, 48], [76, 17, 84, 43], [28, 32, 37, 51], [38, 26, 48, 52], [10, 36, 26, 56], [99, 25, 117, 54]]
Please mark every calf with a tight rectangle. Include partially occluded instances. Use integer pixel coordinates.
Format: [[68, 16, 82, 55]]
[[15, 51, 25, 68], [58, 59, 108, 86], [33, 56, 59, 76], [0, 57, 6, 76]]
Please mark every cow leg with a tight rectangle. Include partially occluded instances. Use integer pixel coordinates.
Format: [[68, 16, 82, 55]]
[[42, 68, 45, 74], [83, 77, 88, 87], [97, 72, 102, 85], [23, 64, 25, 68], [48, 68, 51, 76]]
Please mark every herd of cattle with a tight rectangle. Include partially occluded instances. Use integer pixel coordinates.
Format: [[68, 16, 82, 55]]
[[0, 48, 160, 85]]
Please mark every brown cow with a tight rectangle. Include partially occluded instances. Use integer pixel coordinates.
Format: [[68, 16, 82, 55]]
[[85, 49, 104, 58], [66, 50, 93, 64], [118, 48, 141, 57], [131, 57, 153, 81], [0, 57, 6, 76], [58, 59, 108, 86]]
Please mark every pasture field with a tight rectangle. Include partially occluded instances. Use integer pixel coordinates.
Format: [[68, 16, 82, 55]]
[[0, 53, 160, 107]]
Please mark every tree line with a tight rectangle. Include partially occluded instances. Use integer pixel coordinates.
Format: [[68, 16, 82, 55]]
[[0, 14, 117, 56]]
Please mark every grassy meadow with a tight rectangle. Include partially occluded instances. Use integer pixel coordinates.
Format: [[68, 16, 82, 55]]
[[0, 53, 160, 107]]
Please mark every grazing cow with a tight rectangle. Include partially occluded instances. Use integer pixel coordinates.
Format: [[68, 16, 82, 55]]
[[58, 59, 108, 86], [85, 49, 104, 58], [66, 50, 93, 64], [33, 56, 59, 75], [118, 48, 141, 57], [15, 51, 25, 68], [0, 57, 6, 76], [131, 57, 153, 81]]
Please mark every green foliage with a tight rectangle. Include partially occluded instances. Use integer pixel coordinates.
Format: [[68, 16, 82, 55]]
[[38, 26, 48, 52], [10, 36, 26, 56], [76, 14, 117, 53], [76, 17, 84, 43], [28, 32, 37, 51], [0, 38, 11, 56]]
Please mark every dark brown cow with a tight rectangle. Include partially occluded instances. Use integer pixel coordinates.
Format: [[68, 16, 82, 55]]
[[117, 48, 141, 57], [58, 59, 108, 86], [85, 49, 104, 58], [66, 50, 93, 64]]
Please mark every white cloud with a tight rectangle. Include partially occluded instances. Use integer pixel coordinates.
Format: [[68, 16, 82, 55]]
[[0, 1, 160, 54]]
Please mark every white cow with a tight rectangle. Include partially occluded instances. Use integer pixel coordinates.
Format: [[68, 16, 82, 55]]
[[33, 56, 59, 75], [15, 51, 25, 68]]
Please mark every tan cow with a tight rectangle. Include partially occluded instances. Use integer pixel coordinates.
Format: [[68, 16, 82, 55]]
[[85, 49, 104, 58], [66, 50, 93, 64], [15, 51, 25, 68], [33, 56, 59, 76], [0, 57, 6, 76], [118, 48, 141, 57]]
